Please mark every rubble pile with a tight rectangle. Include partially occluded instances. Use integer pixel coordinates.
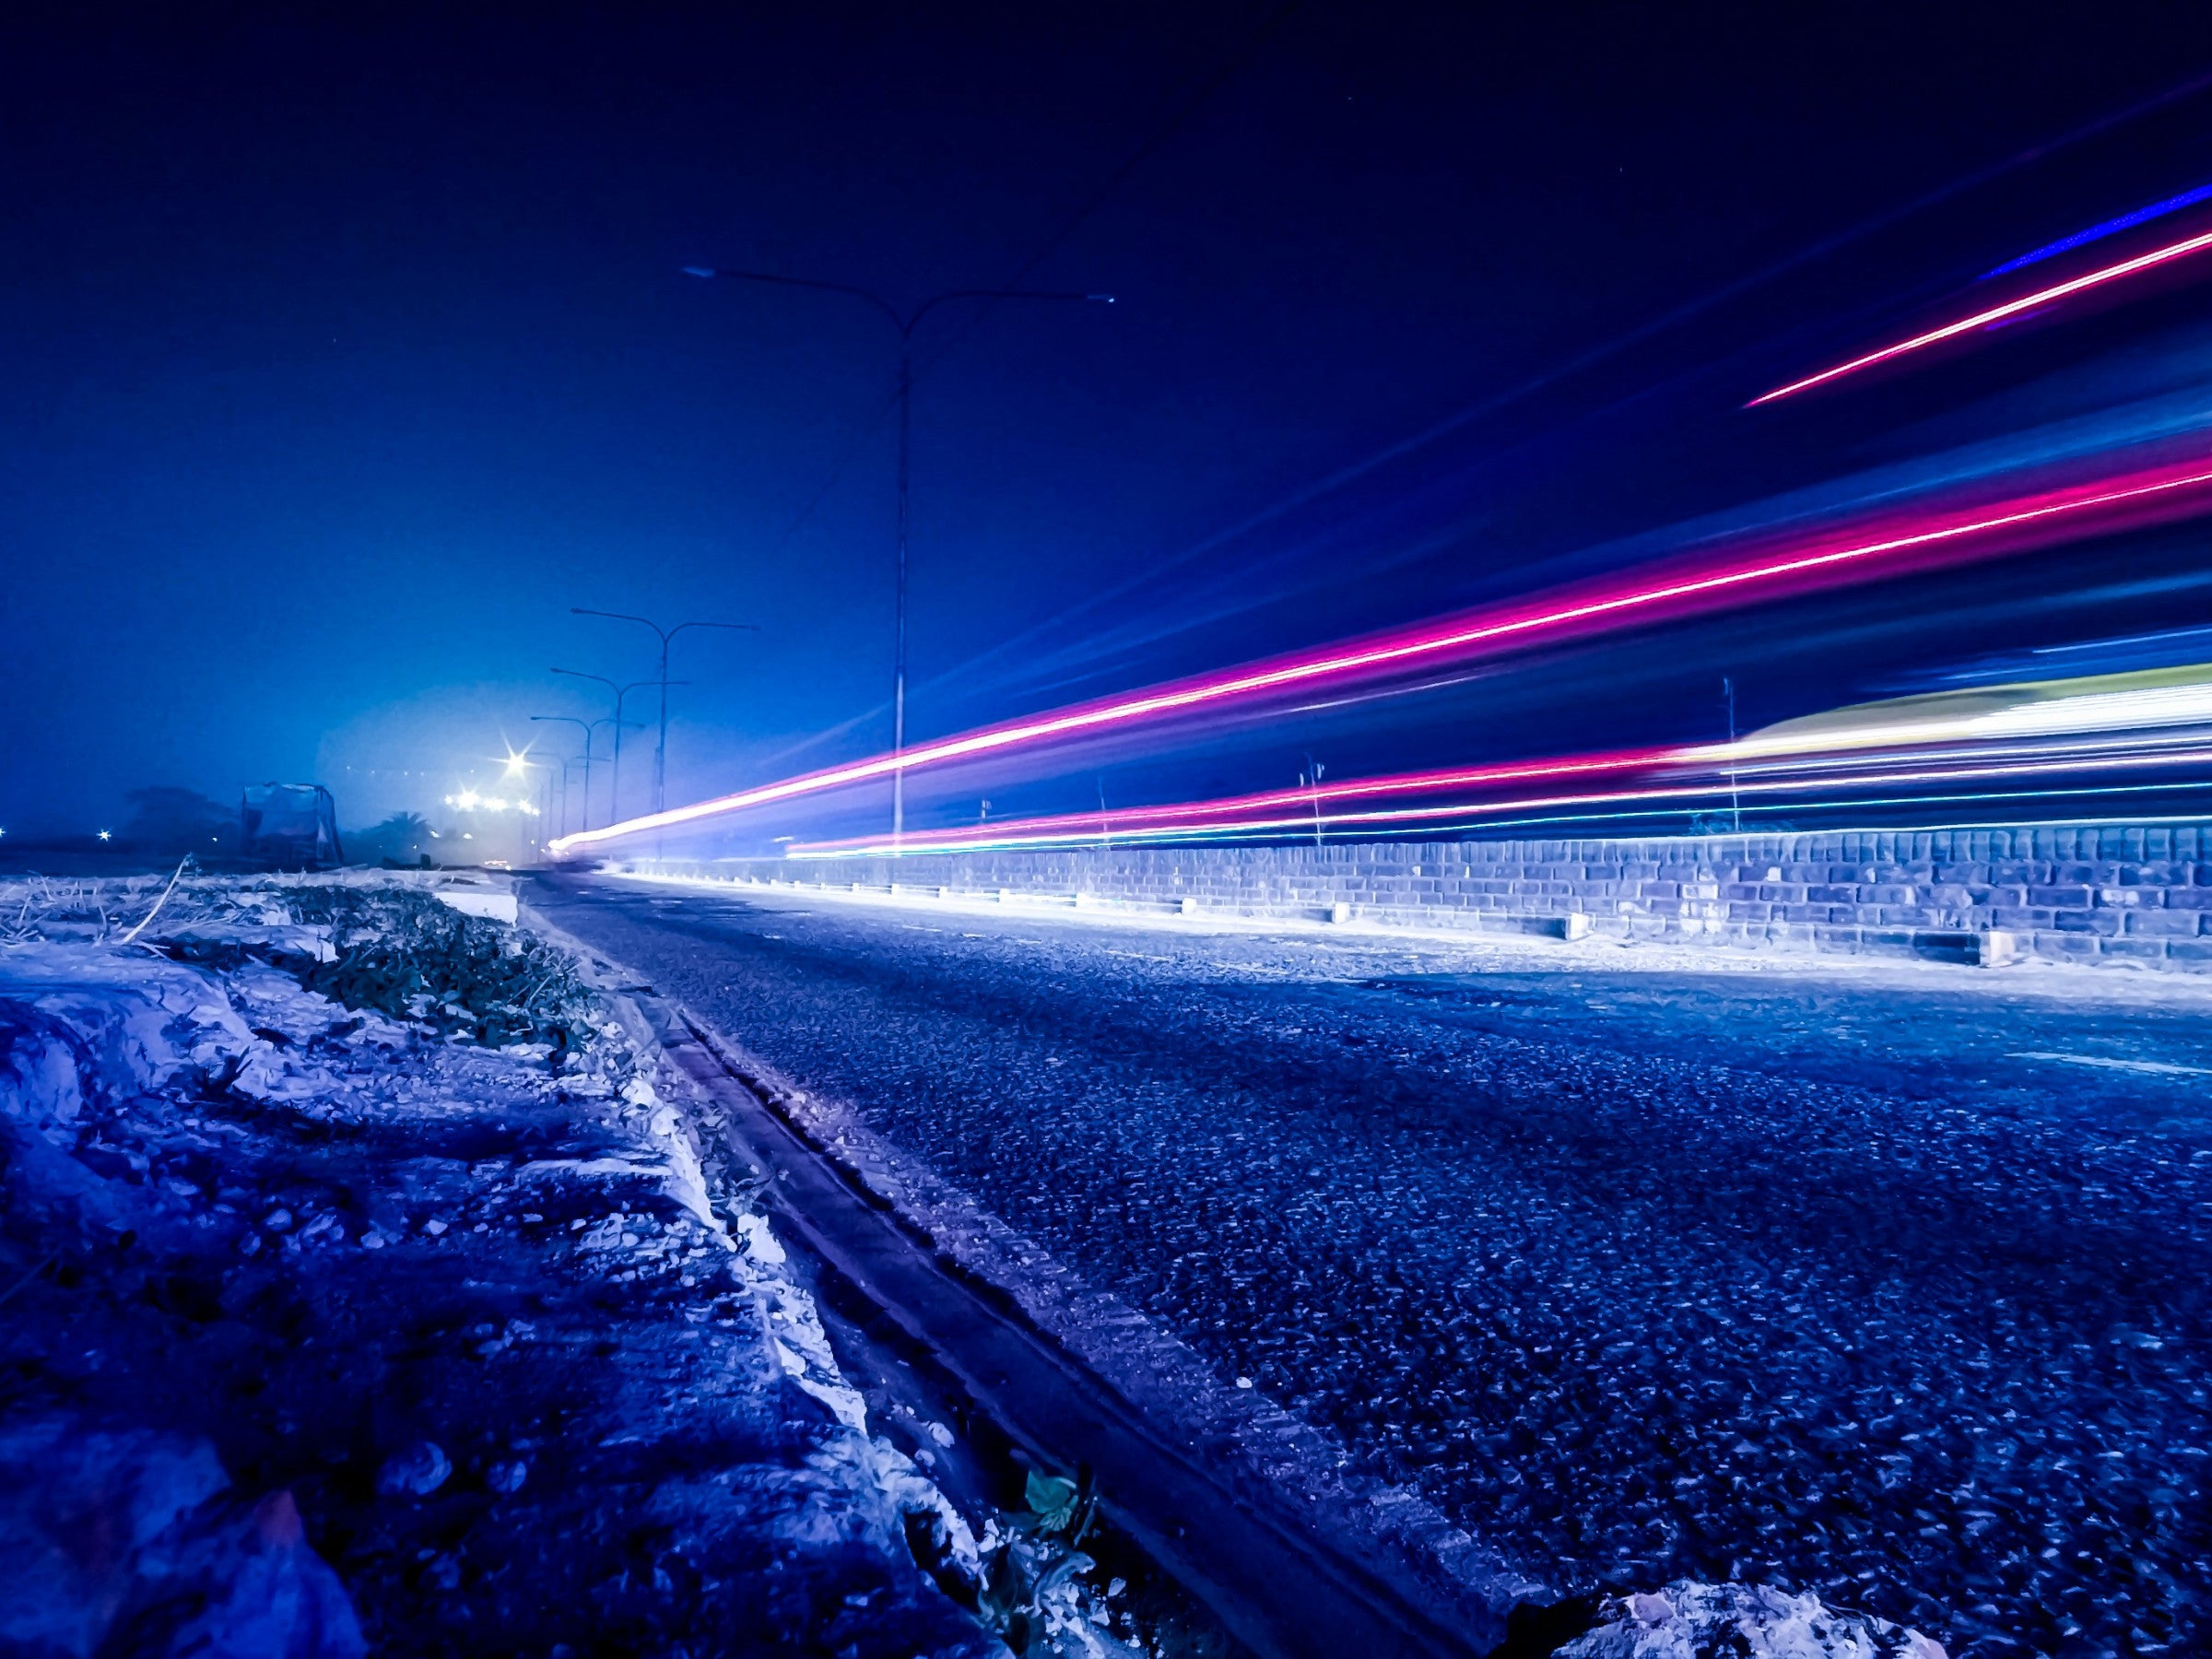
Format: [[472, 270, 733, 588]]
[[0, 877, 998, 1656], [1558, 1582, 1947, 1659]]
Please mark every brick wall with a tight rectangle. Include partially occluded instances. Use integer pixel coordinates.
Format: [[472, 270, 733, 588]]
[[614, 822, 2212, 972]]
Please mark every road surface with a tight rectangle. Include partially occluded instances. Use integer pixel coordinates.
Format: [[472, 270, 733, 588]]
[[529, 871, 2212, 1659]]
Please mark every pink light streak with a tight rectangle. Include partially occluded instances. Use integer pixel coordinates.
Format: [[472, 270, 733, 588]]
[[789, 740, 2212, 860], [1748, 224, 2212, 405], [551, 454, 2212, 855]]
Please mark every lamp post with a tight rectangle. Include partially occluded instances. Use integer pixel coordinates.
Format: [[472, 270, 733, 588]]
[[1300, 753, 1326, 849], [530, 716, 598, 832], [1723, 677, 1743, 833], [537, 752, 579, 839], [681, 265, 1112, 846], [585, 716, 635, 828], [561, 757, 591, 839], [571, 611, 756, 818], [551, 669, 685, 826]]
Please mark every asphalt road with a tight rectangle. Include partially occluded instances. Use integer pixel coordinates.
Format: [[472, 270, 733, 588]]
[[529, 873, 2212, 1659]]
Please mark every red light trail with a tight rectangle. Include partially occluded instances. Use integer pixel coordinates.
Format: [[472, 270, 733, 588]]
[[551, 454, 2212, 855], [1748, 224, 2212, 405]]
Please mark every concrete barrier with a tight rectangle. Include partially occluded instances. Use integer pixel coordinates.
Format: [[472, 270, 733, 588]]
[[612, 822, 2212, 973]]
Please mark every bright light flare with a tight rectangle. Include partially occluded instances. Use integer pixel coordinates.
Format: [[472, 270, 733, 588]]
[[1750, 224, 2212, 405], [552, 453, 2212, 855]]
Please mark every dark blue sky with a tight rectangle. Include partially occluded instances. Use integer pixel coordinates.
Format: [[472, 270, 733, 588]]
[[8, 4, 2212, 838]]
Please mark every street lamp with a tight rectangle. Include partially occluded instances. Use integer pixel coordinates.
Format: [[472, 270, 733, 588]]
[[561, 756, 591, 840], [530, 715, 599, 832], [551, 669, 685, 826], [570, 610, 756, 818], [682, 265, 1112, 845]]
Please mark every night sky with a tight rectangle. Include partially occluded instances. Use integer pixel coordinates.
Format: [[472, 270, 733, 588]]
[[10, 5, 2212, 841]]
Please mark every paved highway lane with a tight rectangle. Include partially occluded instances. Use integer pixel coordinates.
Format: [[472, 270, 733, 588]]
[[528, 873, 2212, 1658]]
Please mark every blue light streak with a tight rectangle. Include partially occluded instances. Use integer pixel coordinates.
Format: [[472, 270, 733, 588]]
[[1983, 181, 2212, 278]]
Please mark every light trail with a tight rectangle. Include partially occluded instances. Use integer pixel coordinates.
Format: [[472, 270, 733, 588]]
[[787, 732, 2212, 858], [1749, 224, 2212, 405], [1362, 782, 2212, 843], [783, 746, 1681, 855], [1695, 677, 2212, 760], [1983, 181, 2212, 278], [1723, 726, 2212, 779], [550, 456, 2212, 855]]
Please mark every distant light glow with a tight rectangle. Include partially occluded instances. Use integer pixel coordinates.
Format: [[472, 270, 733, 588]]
[[445, 789, 539, 816], [552, 456, 2212, 853], [1750, 224, 2212, 405], [1983, 181, 2212, 278], [97, 830, 112, 841]]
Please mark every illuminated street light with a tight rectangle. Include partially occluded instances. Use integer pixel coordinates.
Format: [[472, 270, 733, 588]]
[[97, 830, 112, 841], [680, 265, 1112, 845], [441, 789, 537, 815]]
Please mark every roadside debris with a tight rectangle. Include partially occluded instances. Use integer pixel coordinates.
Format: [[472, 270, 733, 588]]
[[0, 872, 1008, 1654], [1557, 1582, 1947, 1659]]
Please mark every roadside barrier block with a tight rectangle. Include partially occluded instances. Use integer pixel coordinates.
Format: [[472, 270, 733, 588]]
[[1977, 930, 2021, 969]]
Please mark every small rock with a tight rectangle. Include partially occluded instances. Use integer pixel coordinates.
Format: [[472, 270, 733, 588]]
[[487, 1459, 528, 1494], [377, 1441, 452, 1498], [421, 1218, 447, 1237], [263, 1207, 294, 1232]]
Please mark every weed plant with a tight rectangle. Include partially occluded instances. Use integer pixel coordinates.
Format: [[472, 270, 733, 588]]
[[275, 886, 587, 1052]]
